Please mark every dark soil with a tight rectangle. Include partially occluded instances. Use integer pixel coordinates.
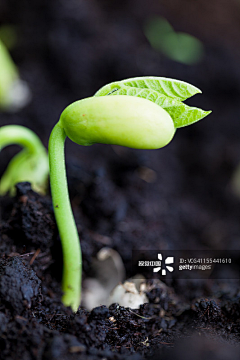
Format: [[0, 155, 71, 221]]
[[1, 0, 240, 359]]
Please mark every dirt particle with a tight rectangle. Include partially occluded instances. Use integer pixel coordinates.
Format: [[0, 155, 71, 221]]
[[0, 256, 41, 313]]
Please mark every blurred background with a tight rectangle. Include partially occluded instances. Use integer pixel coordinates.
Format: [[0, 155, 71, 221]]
[[1, 0, 240, 289]]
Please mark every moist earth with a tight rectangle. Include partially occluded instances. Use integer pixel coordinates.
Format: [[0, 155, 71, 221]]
[[1, 0, 240, 359]]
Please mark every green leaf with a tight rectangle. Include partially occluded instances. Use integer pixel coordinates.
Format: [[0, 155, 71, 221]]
[[95, 76, 201, 101], [144, 17, 204, 65], [173, 106, 211, 128], [104, 86, 211, 128]]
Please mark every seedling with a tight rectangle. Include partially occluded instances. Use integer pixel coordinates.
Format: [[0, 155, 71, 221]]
[[144, 17, 204, 65], [48, 76, 211, 311], [0, 125, 49, 195], [0, 39, 31, 111]]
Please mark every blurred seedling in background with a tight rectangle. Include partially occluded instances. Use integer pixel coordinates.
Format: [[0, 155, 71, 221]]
[[144, 16, 204, 65], [48, 76, 211, 311], [0, 125, 49, 196], [0, 31, 31, 111]]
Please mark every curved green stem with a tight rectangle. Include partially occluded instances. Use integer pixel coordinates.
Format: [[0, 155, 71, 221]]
[[0, 125, 49, 196], [0, 125, 45, 154], [49, 122, 82, 311]]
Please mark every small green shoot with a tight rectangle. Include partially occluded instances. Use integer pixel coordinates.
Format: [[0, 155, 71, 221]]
[[0, 39, 31, 111], [144, 17, 204, 65], [48, 76, 211, 311], [0, 125, 49, 195]]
